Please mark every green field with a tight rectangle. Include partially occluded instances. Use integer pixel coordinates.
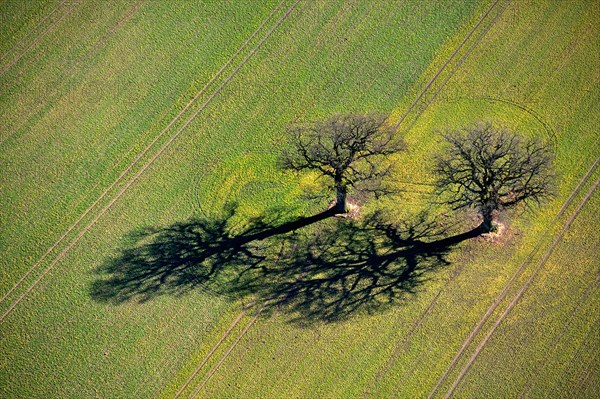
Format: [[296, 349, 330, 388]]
[[1, 0, 598, 398]]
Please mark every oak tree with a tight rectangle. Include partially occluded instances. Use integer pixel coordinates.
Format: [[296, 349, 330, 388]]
[[280, 113, 405, 213], [434, 123, 554, 232]]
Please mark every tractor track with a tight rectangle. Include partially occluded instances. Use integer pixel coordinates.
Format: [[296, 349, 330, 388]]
[[172, 242, 291, 398], [0, 0, 144, 146], [398, 0, 513, 137], [0, 0, 300, 323], [172, 308, 249, 399], [187, 303, 268, 399], [0, 0, 80, 78], [0, 0, 147, 306], [517, 274, 599, 398], [575, 350, 598, 394], [0, 0, 286, 308], [357, 1, 507, 395], [0, 0, 68, 63], [427, 157, 599, 398], [364, 261, 469, 398], [392, 0, 504, 131], [439, 175, 600, 398]]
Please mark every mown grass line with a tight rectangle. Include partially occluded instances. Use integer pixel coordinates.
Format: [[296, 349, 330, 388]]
[[0, 0, 301, 323], [0, 0, 67, 63], [516, 273, 599, 398], [427, 157, 599, 398], [0, 0, 291, 317], [432, 173, 600, 399], [0, 0, 80, 78]]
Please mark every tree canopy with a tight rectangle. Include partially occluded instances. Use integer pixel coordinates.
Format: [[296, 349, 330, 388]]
[[434, 122, 555, 232], [280, 113, 405, 213]]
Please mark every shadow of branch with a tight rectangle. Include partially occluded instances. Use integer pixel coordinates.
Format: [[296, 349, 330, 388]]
[[90, 204, 480, 324]]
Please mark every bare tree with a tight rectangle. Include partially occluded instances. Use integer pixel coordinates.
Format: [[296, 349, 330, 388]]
[[280, 113, 405, 213], [434, 122, 555, 232]]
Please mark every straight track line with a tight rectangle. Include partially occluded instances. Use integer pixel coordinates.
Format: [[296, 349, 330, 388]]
[[0, 0, 286, 307], [359, 2, 505, 395], [188, 304, 268, 399], [364, 262, 469, 398], [517, 274, 599, 398], [0, 0, 80, 78], [575, 350, 598, 394], [0, 0, 68, 63], [399, 0, 513, 136], [0, 0, 300, 323], [443, 177, 600, 398], [172, 309, 248, 399], [392, 0, 501, 131], [0, 0, 151, 306], [427, 157, 599, 399]]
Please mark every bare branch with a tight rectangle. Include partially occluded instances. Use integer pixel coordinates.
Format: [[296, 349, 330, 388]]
[[434, 122, 555, 231], [279, 113, 406, 212]]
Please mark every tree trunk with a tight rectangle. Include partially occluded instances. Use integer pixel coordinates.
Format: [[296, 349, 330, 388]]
[[335, 180, 349, 214], [480, 202, 496, 233]]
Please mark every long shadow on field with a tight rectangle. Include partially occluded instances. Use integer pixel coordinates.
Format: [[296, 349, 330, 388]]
[[90, 203, 481, 324]]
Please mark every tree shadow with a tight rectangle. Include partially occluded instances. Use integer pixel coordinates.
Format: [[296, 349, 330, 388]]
[[90, 203, 480, 324]]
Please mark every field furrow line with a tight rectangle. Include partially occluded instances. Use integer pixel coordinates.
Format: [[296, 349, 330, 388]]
[[0, 0, 68, 63], [517, 274, 599, 398], [427, 156, 599, 399], [443, 176, 600, 398], [0, 0, 301, 322], [0, 0, 287, 306], [188, 303, 268, 399], [392, 0, 503, 131], [0, 0, 80, 78]]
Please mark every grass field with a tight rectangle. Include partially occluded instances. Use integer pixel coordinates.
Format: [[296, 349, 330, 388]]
[[1, 0, 598, 398]]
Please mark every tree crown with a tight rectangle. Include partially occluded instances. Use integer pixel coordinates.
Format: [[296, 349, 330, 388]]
[[434, 122, 555, 213], [280, 113, 405, 190]]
